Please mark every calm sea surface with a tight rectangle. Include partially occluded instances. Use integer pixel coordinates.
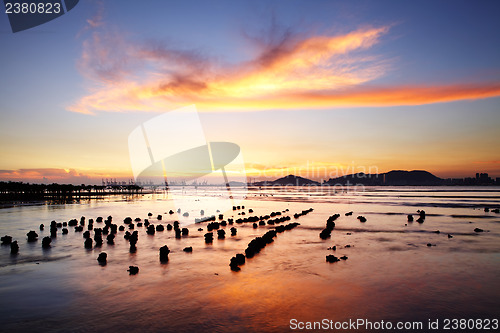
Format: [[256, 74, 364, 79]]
[[0, 186, 499, 332]]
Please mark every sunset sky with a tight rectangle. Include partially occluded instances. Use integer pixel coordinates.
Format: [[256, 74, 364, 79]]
[[1, 0, 499, 184]]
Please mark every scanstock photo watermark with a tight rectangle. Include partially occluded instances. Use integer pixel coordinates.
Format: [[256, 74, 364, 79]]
[[251, 161, 380, 194], [251, 161, 379, 181], [289, 318, 499, 331], [128, 104, 247, 214], [3, 0, 80, 33]]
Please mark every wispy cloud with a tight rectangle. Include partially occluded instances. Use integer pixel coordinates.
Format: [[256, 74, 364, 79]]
[[473, 160, 500, 165], [76, 0, 105, 38], [69, 23, 500, 115]]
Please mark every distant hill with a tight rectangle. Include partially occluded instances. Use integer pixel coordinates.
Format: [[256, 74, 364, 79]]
[[252, 170, 444, 186], [254, 174, 320, 186], [385, 170, 443, 185], [324, 170, 443, 186], [227, 181, 247, 187]]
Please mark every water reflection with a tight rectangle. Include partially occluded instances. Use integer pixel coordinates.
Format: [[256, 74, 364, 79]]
[[0, 187, 499, 332]]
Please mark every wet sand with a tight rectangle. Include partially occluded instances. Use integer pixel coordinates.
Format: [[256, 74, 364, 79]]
[[0, 186, 499, 332]]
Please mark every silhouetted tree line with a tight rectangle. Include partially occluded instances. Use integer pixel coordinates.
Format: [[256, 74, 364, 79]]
[[0, 181, 142, 200]]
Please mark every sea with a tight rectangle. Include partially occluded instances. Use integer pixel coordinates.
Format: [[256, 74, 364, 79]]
[[0, 186, 499, 332]]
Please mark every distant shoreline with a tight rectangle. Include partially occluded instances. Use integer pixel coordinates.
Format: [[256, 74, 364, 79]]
[[1, 183, 499, 204]]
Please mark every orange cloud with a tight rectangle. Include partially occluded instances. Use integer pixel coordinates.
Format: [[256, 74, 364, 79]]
[[473, 160, 500, 164], [0, 168, 130, 184], [69, 26, 500, 115], [205, 83, 500, 110]]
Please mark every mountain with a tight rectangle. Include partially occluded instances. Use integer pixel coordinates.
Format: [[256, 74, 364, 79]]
[[252, 170, 444, 186], [384, 170, 442, 185], [228, 181, 247, 187], [324, 170, 443, 186], [254, 174, 320, 186]]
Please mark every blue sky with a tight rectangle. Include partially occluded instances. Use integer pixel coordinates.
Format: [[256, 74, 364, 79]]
[[0, 0, 499, 183]]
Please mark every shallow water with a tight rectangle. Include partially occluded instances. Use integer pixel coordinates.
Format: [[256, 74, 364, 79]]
[[0, 186, 499, 332]]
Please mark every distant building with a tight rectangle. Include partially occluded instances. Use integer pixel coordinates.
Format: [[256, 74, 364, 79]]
[[464, 177, 475, 185], [468, 172, 494, 185], [447, 178, 464, 185]]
